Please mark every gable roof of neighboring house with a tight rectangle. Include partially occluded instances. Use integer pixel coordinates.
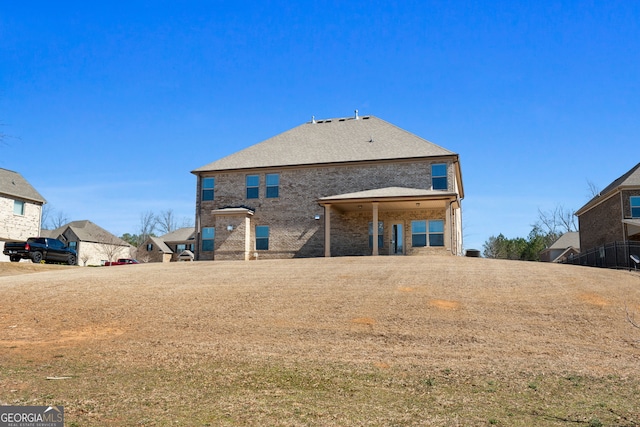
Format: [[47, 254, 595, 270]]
[[146, 236, 173, 254], [0, 168, 46, 204], [48, 220, 130, 246], [160, 227, 195, 242], [576, 162, 640, 215], [547, 232, 580, 250], [192, 115, 457, 173], [539, 232, 581, 263]]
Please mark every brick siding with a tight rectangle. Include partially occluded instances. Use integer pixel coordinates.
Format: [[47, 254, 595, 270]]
[[578, 194, 623, 251], [196, 159, 459, 260]]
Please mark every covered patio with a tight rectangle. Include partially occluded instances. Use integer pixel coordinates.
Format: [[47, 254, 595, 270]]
[[317, 187, 462, 257]]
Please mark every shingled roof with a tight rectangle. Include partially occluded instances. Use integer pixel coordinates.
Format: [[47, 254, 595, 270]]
[[576, 162, 640, 215], [48, 220, 130, 246], [0, 168, 46, 203], [193, 115, 456, 173]]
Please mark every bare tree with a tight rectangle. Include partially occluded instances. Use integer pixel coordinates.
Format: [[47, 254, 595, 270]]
[[587, 180, 601, 199], [180, 216, 195, 228], [535, 205, 577, 236], [41, 206, 70, 230], [158, 209, 178, 235], [137, 211, 158, 246], [80, 253, 90, 266], [98, 232, 127, 263]]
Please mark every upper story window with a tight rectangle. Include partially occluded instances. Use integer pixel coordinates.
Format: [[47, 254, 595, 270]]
[[266, 173, 280, 198], [202, 227, 215, 251], [256, 225, 270, 250], [13, 200, 25, 215], [631, 196, 640, 218], [202, 177, 215, 201], [246, 175, 259, 199], [431, 164, 448, 190]]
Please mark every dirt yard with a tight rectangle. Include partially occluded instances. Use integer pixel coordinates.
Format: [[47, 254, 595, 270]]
[[1, 256, 639, 426]]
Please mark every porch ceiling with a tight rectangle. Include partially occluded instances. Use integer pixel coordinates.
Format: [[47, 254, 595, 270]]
[[624, 219, 640, 237], [317, 187, 458, 213], [323, 198, 452, 213]]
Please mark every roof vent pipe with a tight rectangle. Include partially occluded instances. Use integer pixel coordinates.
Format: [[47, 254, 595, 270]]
[[311, 115, 316, 124], [354, 109, 359, 120]]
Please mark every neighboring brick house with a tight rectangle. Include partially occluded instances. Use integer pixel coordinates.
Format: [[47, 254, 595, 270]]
[[44, 220, 132, 266], [575, 162, 640, 251], [191, 113, 464, 261], [138, 228, 196, 262], [0, 168, 46, 261]]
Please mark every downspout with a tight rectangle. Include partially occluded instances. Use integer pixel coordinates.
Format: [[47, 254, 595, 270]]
[[195, 174, 202, 261], [449, 199, 456, 255], [621, 191, 627, 243]]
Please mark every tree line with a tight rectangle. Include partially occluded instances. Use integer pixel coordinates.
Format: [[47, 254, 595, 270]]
[[482, 205, 577, 261]]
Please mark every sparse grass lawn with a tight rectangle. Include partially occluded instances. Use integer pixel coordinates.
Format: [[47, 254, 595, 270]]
[[1, 257, 640, 426]]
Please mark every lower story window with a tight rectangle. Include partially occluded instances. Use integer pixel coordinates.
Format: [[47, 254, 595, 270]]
[[429, 220, 445, 246], [411, 220, 445, 247], [411, 220, 427, 247], [202, 227, 215, 251], [368, 221, 384, 248], [256, 225, 269, 250]]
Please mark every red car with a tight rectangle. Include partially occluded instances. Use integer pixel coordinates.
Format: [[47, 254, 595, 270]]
[[104, 258, 139, 266]]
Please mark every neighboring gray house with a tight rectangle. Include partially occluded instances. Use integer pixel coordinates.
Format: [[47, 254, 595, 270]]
[[192, 113, 464, 261], [539, 232, 580, 263], [0, 168, 46, 261], [575, 162, 640, 251], [45, 220, 132, 266], [138, 228, 196, 262]]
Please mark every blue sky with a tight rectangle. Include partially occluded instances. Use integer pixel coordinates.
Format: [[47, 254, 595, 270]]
[[1, 1, 639, 251]]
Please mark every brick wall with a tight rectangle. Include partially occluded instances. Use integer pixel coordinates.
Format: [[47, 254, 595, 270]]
[[578, 194, 623, 251], [196, 159, 458, 260], [621, 189, 640, 218]]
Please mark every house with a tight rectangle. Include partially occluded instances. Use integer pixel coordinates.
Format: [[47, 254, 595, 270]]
[[575, 162, 640, 251], [44, 220, 132, 266], [137, 228, 196, 262], [191, 113, 464, 261], [0, 168, 46, 261], [539, 232, 580, 263]]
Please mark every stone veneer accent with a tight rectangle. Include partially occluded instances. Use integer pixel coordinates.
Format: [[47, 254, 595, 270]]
[[0, 196, 42, 262]]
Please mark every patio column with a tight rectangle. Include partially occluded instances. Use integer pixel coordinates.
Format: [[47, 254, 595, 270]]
[[324, 204, 331, 257], [244, 215, 252, 260], [372, 202, 379, 256]]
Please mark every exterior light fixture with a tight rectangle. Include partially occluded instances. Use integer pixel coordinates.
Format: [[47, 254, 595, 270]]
[[314, 215, 321, 220]]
